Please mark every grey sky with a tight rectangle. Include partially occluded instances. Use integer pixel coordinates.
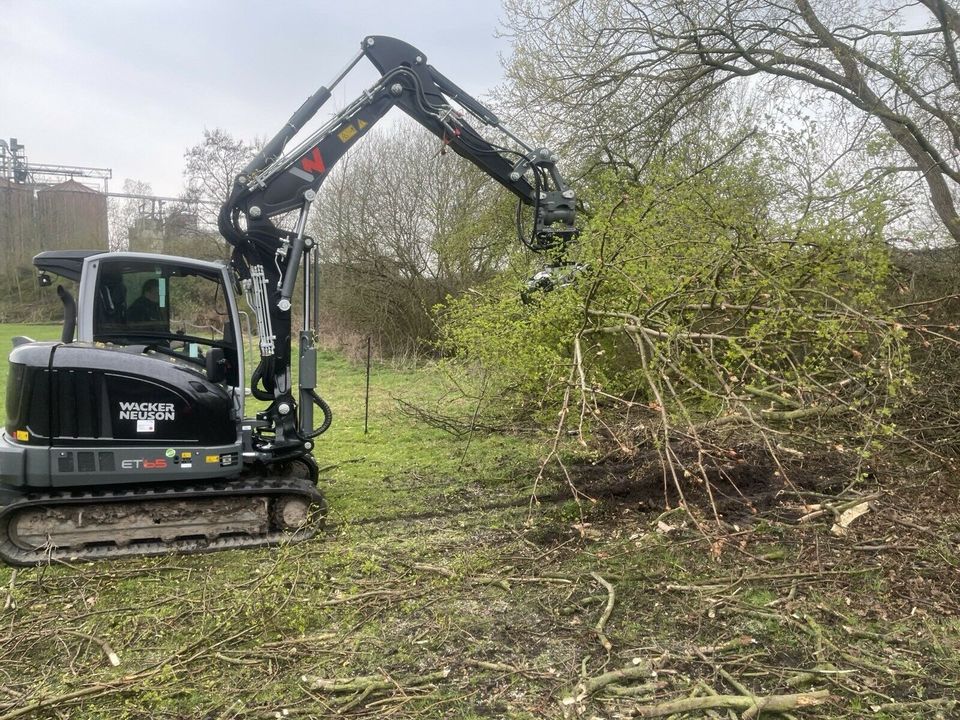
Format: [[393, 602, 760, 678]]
[[1, 0, 510, 196]]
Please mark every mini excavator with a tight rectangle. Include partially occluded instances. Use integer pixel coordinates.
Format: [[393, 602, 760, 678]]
[[0, 36, 578, 565]]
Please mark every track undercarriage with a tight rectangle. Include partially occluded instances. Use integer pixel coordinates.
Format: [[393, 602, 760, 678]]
[[0, 460, 325, 566]]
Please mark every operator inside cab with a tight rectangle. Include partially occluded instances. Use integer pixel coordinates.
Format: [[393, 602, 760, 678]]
[[127, 278, 167, 330], [93, 265, 172, 340]]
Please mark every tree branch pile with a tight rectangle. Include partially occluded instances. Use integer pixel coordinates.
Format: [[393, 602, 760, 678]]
[[441, 159, 911, 516]]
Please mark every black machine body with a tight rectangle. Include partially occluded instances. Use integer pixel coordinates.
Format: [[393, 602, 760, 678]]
[[0, 35, 578, 564]]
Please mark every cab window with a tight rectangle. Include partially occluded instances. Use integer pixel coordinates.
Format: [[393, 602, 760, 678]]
[[92, 260, 237, 382]]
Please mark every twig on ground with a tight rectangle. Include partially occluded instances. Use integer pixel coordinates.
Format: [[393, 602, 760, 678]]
[[412, 563, 455, 579], [301, 669, 450, 697], [564, 657, 661, 704], [0, 679, 135, 720], [631, 689, 831, 718], [261, 632, 336, 648], [475, 575, 511, 591], [785, 671, 818, 690], [338, 684, 378, 713], [692, 681, 737, 720], [885, 511, 937, 536], [0, 630, 230, 720], [474, 574, 573, 586], [2, 570, 16, 612], [870, 698, 957, 713], [308, 670, 449, 693], [62, 629, 121, 667], [798, 493, 881, 524], [213, 652, 260, 666], [591, 572, 616, 652], [717, 668, 751, 697], [765, 582, 797, 608], [696, 636, 755, 656], [602, 681, 666, 697], [315, 589, 412, 607], [851, 542, 919, 551], [663, 567, 876, 591], [464, 658, 520, 674]]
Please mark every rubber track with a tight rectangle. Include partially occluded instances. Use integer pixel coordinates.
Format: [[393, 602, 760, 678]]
[[0, 477, 326, 566]]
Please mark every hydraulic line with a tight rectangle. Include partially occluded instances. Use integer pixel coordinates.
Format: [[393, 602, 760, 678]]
[[247, 265, 275, 357]]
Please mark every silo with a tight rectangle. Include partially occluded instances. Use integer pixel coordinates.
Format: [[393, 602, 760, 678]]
[[0, 177, 40, 267], [37, 179, 108, 251], [0, 178, 42, 307]]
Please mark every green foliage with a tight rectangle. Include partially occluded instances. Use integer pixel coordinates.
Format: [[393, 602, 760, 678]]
[[440, 160, 906, 433], [438, 266, 584, 409], [0, 270, 72, 324]]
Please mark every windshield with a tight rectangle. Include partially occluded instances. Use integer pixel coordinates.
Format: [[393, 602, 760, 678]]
[[92, 259, 237, 376]]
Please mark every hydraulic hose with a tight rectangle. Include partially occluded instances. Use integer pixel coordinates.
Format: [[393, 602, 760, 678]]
[[304, 390, 332, 438], [250, 359, 275, 401]]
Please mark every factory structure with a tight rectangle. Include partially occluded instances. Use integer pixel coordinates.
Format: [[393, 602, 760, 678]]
[[0, 139, 111, 266], [0, 177, 109, 260], [0, 140, 110, 316], [0, 138, 219, 319]]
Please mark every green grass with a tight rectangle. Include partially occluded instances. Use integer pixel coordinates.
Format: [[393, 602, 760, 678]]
[[0, 324, 958, 719], [0, 323, 61, 400]]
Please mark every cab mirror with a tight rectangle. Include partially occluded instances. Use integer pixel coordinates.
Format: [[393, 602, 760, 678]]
[[205, 347, 226, 383]]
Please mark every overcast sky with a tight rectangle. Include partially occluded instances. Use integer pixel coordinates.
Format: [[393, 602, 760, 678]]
[[1, 0, 511, 196]]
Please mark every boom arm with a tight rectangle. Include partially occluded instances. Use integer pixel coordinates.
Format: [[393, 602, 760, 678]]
[[217, 36, 578, 460]]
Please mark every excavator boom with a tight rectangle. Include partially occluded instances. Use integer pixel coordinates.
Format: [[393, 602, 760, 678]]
[[218, 35, 579, 459]]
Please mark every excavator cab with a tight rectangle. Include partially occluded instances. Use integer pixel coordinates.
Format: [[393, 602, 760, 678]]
[[34, 251, 244, 390], [85, 257, 241, 387]]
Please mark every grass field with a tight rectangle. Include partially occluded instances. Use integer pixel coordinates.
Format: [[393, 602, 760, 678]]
[[0, 324, 957, 719], [0, 323, 62, 400], [0, 323, 539, 523]]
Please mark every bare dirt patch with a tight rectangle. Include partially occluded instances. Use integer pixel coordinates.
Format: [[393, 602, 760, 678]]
[[559, 441, 860, 524]]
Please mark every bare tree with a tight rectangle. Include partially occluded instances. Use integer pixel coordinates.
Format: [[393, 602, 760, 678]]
[[502, 0, 960, 243], [179, 129, 261, 258], [311, 118, 514, 353], [182, 128, 258, 225], [106, 178, 153, 251]]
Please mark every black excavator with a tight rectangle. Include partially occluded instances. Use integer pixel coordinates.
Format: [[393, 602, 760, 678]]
[[0, 36, 578, 565]]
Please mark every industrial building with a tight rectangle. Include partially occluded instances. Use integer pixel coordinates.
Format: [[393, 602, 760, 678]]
[[0, 139, 110, 316]]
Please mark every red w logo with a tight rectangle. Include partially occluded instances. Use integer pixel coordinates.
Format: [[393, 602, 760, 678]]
[[301, 147, 326, 174]]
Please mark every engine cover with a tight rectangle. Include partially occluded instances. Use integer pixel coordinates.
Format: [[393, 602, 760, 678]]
[[7, 342, 235, 447]]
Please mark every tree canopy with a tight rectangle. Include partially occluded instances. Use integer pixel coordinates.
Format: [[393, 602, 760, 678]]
[[501, 0, 960, 244]]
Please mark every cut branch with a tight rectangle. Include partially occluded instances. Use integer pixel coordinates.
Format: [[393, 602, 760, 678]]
[[631, 689, 831, 717], [301, 669, 450, 694], [591, 572, 616, 651]]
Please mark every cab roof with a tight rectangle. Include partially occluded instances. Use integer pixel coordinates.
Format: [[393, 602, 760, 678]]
[[33, 250, 103, 282]]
